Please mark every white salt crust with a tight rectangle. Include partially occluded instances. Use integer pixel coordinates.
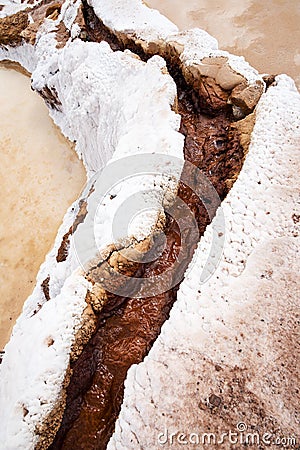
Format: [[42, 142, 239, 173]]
[[0, 0, 32, 18], [108, 76, 300, 449], [0, 42, 37, 73], [88, 0, 178, 41], [0, 0, 75, 18]]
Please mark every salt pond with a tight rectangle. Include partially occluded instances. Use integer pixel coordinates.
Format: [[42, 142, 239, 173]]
[[0, 66, 86, 349]]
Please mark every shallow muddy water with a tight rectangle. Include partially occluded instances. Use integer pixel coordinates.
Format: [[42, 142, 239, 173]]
[[148, 0, 300, 89], [0, 67, 86, 349]]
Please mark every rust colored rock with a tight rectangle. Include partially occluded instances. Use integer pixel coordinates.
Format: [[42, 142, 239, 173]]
[[56, 199, 88, 263], [85, 238, 152, 313], [0, 59, 31, 76], [56, 228, 71, 263], [11, 1, 76, 48], [197, 76, 229, 113], [74, 4, 86, 31], [55, 21, 71, 49], [231, 112, 256, 157], [0, 11, 29, 46], [38, 85, 62, 111], [45, 3, 62, 19], [81, 1, 125, 51], [41, 276, 51, 301], [226, 112, 256, 190], [263, 73, 277, 88], [70, 304, 98, 363], [73, 199, 88, 230], [208, 393, 222, 408], [230, 80, 264, 115], [175, 61, 230, 114]]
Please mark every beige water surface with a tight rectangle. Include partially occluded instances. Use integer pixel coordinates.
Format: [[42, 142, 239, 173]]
[[148, 0, 300, 89], [0, 66, 86, 349]]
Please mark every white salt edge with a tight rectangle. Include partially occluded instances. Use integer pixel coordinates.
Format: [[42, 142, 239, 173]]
[[88, 0, 178, 41], [0, 0, 30, 18]]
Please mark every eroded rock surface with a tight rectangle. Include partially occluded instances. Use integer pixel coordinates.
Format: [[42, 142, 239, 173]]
[[0, 10, 29, 45]]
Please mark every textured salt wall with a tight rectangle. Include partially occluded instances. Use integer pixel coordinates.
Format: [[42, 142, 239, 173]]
[[108, 76, 300, 449]]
